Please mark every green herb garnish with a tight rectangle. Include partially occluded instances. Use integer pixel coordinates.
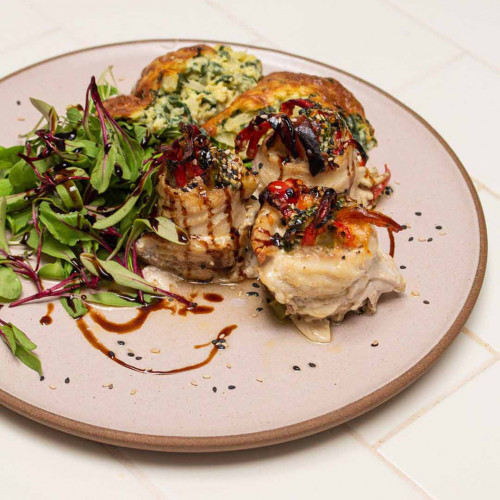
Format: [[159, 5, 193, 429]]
[[0, 73, 193, 375]]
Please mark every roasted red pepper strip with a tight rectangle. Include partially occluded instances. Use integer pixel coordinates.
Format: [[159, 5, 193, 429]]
[[280, 98, 316, 116], [335, 206, 402, 233], [371, 165, 391, 200], [301, 225, 318, 246]]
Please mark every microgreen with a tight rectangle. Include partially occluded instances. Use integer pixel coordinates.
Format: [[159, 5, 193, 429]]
[[0, 72, 192, 375], [0, 319, 42, 375]]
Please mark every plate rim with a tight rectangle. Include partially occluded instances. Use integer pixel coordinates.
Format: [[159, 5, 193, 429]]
[[0, 38, 488, 452]]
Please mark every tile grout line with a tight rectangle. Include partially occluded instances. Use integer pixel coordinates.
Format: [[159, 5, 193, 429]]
[[346, 426, 434, 499], [0, 26, 63, 59], [204, 0, 279, 48], [102, 444, 169, 500], [373, 354, 498, 448], [380, 0, 500, 75], [471, 177, 500, 200], [462, 327, 499, 356], [473, 178, 500, 200], [391, 52, 466, 94]]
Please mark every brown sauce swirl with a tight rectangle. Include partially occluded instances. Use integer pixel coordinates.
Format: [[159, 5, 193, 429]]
[[39, 303, 54, 325], [202, 293, 224, 303], [88, 300, 174, 334], [76, 318, 237, 375]]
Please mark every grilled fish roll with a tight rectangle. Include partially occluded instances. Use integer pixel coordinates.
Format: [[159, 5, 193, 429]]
[[202, 71, 376, 151], [236, 99, 389, 208], [104, 44, 262, 135], [252, 179, 405, 342], [136, 125, 258, 282]]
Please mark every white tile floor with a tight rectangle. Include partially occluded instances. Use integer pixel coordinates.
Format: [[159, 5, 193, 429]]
[[0, 1, 498, 498]]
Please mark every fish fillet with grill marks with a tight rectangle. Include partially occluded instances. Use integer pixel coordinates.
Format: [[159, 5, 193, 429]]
[[136, 127, 258, 282]]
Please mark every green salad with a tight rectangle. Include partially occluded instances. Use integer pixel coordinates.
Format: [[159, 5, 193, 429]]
[[0, 72, 193, 375]]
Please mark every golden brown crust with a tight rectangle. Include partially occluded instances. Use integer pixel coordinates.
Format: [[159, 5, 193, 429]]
[[104, 44, 216, 119], [202, 71, 367, 136]]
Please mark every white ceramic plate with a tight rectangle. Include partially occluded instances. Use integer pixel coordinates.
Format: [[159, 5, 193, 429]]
[[0, 40, 486, 452]]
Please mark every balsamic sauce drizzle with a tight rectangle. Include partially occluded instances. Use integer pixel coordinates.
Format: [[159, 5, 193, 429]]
[[76, 318, 236, 375]]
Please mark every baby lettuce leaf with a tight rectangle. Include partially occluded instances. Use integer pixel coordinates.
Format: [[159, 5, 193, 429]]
[[30, 98, 58, 132], [0, 179, 13, 196], [38, 202, 94, 246], [0, 145, 24, 169], [125, 216, 187, 256], [83, 291, 150, 307], [80, 253, 160, 294], [60, 296, 88, 319], [0, 322, 42, 375], [90, 144, 117, 194], [8, 159, 38, 193], [38, 260, 68, 280], [7, 208, 32, 236], [27, 230, 76, 262], [0, 197, 8, 251], [0, 266, 22, 302], [55, 180, 83, 210]]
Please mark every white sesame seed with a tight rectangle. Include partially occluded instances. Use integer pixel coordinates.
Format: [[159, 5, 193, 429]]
[[256, 378, 263, 383], [49, 385, 57, 390], [202, 375, 211, 379], [418, 237, 427, 242], [226, 363, 232, 369], [130, 389, 137, 395], [439, 232, 447, 236], [251, 312, 258, 318], [151, 348, 160, 354], [190, 381, 198, 386], [411, 290, 421, 297], [17, 117, 25, 121]]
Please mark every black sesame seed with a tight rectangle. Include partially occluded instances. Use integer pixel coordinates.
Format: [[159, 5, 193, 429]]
[[40, 376, 45, 382], [217, 345, 226, 350], [308, 362, 316, 368], [65, 377, 70, 384], [409, 237, 414, 242], [108, 351, 115, 358], [256, 307, 263, 312], [341, 255, 346, 260], [212, 387, 217, 393], [415, 212, 422, 216], [117, 340, 125, 346], [16, 100, 21, 105], [293, 365, 301, 371], [435, 225, 442, 230], [252, 283, 260, 288], [135, 356, 142, 360], [400, 265, 406, 269], [401, 224, 407, 230], [423, 300, 430, 304], [427, 238, 433, 242], [128, 352, 135, 357], [228, 385, 236, 390], [247, 291, 259, 297]]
